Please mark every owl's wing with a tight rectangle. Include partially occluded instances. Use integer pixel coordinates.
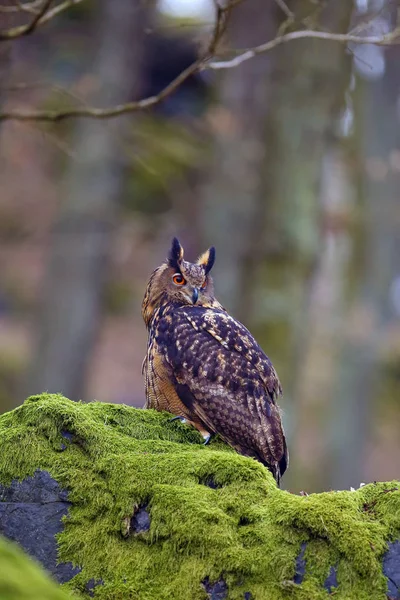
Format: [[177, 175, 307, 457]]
[[162, 306, 288, 481], [185, 307, 282, 402]]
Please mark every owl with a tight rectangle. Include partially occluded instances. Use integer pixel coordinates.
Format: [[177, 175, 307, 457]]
[[142, 238, 288, 483]]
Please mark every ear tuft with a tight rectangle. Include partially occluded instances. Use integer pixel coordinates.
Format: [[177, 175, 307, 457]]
[[168, 237, 184, 271], [197, 246, 216, 275]]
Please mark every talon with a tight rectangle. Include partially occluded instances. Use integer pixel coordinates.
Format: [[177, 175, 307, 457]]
[[169, 416, 187, 424], [203, 433, 214, 446]]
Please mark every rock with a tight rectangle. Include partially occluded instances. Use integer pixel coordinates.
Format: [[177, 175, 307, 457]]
[[0, 393, 399, 600], [293, 542, 306, 584], [121, 504, 151, 537], [202, 577, 228, 599], [130, 505, 151, 534], [85, 578, 104, 597], [383, 541, 400, 599], [0, 469, 81, 583], [324, 565, 338, 593]]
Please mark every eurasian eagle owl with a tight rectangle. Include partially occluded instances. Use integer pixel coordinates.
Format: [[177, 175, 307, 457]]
[[142, 238, 288, 483]]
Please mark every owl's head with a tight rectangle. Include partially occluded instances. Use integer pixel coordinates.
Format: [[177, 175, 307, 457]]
[[142, 238, 219, 326]]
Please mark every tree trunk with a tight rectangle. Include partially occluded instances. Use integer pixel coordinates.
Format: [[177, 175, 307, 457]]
[[263, 0, 354, 491], [24, 0, 150, 400], [197, 1, 354, 492], [0, 4, 13, 127], [198, 0, 279, 317], [329, 40, 400, 490]]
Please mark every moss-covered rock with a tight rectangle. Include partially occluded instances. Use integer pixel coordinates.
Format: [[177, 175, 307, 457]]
[[0, 394, 399, 600], [0, 535, 70, 600]]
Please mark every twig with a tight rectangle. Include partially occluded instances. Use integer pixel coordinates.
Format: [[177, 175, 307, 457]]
[[0, 0, 42, 12], [1, 19, 399, 122], [14, 0, 41, 14], [207, 26, 400, 69], [19, 0, 51, 35], [0, 64, 204, 122], [0, 0, 51, 39], [273, 0, 294, 19], [0, 4, 228, 122], [29, 0, 84, 27], [0, 0, 84, 39]]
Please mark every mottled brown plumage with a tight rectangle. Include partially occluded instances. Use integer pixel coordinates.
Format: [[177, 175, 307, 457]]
[[142, 238, 288, 483]]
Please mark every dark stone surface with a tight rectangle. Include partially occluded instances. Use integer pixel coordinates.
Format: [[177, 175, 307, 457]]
[[0, 469, 81, 583], [383, 540, 400, 600], [293, 542, 307, 584], [201, 476, 220, 489], [290, 539, 400, 597], [85, 578, 104, 598], [1, 468, 398, 597], [0, 469, 69, 503], [323, 565, 338, 593], [131, 505, 151, 533], [60, 430, 74, 451], [202, 577, 228, 600]]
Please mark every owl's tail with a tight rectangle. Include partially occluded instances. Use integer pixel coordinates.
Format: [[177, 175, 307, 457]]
[[257, 405, 289, 486], [237, 446, 287, 486], [254, 444, 288, 487], [272, 445, 289, 487]]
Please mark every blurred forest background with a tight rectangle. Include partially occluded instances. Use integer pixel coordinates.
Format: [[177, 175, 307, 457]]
[[0, 0, 399, 493]]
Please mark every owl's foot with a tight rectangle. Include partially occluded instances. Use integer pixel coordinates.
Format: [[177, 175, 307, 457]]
[[169, 416, 187, 424], [202, 433, 215, 446]]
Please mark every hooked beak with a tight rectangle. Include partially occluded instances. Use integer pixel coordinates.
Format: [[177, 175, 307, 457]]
[[192, 287, 199, 304]]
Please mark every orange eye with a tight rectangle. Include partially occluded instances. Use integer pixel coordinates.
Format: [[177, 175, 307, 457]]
[[201, 279, 207, 290], [173, 274, 186, 286]]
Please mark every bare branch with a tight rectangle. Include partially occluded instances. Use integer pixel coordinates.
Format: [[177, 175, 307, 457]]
[[0, 8, 399, 123], [0, 0, 51, 39], [0, 64, 203, 122], [0, 1, 42, 13], [19, 0, 51, 35], [13, 0, 41, 14], [207, 26, 400, 69], [0, 0, 84, 39], [273, 0, 294, 20], [0, 4, 228, 122], [30, 0, 83, 27]]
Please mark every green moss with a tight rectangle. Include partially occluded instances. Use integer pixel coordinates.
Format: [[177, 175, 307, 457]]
[[0, 394, 399, 600], [0, 535, 71, 600]]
